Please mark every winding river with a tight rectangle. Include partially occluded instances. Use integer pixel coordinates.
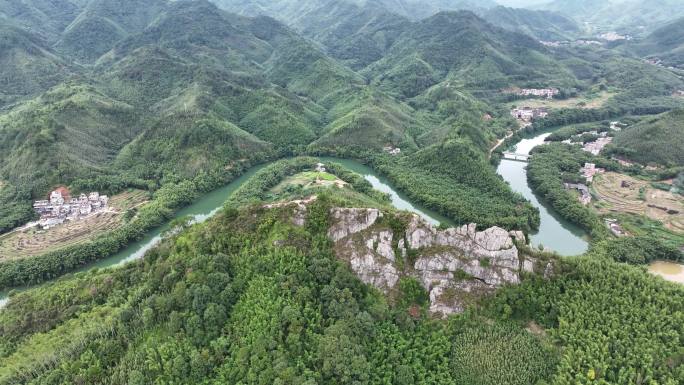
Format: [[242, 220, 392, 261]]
[[2, 141, 681, 307], [496, 133, 589, 256]]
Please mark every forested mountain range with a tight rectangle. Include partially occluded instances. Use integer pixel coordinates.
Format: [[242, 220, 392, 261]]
[[211, 0, 582, 52], [1, 0, 682, 233], [1, 0, 684, 384]]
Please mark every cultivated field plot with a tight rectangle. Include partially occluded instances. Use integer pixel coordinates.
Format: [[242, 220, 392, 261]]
[[0, 190, 148, 261], [508, 91, 615, 110], [592, 172, 684, 233]]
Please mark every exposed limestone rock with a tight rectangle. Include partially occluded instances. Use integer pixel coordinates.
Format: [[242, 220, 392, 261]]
[[523, 259, 535, 273], [510, 230, 526, 244], [544, 262, 555, 279], [328, 208, 383, 242], [328, 208, 541, 317], [428, 280, 490, 315], [338, 228, 399, 290]]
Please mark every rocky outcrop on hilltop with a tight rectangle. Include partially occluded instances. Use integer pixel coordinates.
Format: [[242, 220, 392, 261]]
[[327, 208, 545, 317]]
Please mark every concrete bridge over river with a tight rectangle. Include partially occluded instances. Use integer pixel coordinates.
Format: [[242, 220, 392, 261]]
[[502, 152, 532, 162]]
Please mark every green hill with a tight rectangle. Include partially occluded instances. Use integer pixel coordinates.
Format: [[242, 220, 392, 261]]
[[630, 17, 684, 68], [363, 11, 578, 97], [311, 88, 423, 152], [0, 84, 140, 188], [0, 0, 84, 41], [612, 109, 684, 166], [285, 0, 412, 70], [0, 25, 72, 107], [480, 6, 580, 41], [114, 113, 273, 179], [54, 0, 168, 63], [1, 161, 680, 384]]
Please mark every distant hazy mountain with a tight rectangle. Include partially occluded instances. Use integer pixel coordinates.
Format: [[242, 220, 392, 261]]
[[209, 0, 581, 70], [481, 6, 580, 40], [0, 0, 84, 41], [55, 0, 168, 62], [210, 0, 498, 21], [540, 0, 684, 33], [496, 0, 548, 6]]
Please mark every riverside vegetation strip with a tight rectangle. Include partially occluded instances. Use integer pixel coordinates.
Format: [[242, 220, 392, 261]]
[[1, 0, 684, 383]]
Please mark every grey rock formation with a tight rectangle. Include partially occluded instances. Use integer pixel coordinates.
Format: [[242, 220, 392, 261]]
[[328, 208, 545, 317], [328, 208, 383, 242]]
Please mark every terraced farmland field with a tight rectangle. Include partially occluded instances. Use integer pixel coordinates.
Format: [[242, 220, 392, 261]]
[[0, 190, 148, 260], [592, 172, 684, 233]]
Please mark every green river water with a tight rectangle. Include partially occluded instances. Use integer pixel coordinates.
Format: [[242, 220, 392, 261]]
[[496, 133, 589, 256]]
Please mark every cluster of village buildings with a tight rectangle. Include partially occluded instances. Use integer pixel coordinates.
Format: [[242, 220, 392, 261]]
[[539, 39, 604, 48], [383, 146, 401, 156], [598, 32, 632, 42], [561, 124, 622, 156], [564, 169, 629, 236], [540, 32, 632, 50], [562, 163, 606, 206], [609, 121, 623, 131], [580, 163, 605, 183], [506, 88, 559, 99], [510, 107, 548, 126], [582, 135, 613, 156], [646, 58, 681, 71], [33, 189, 109, 229]]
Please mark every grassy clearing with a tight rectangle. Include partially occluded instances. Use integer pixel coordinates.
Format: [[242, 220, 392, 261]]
[[0, 190, 148, 260], [270, 171, 347, 194], [508, 91, 615, 110]]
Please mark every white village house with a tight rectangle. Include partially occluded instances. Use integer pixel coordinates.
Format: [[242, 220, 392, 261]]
[[34, 189, 109, 229]]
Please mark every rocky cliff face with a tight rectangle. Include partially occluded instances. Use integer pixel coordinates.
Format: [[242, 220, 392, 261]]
[[327, 208, 544, 317]]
